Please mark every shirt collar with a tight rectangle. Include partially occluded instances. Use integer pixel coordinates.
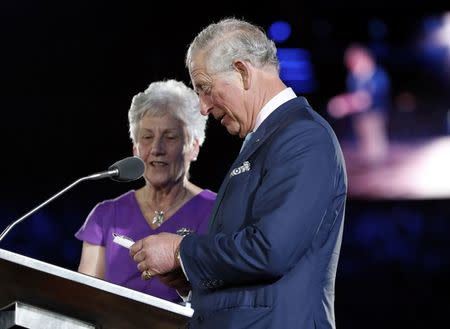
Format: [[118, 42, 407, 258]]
[[253, 87, 297, 133]]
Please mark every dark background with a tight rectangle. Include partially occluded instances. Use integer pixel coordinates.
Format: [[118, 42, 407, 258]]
[[1, 1, 450, 328]]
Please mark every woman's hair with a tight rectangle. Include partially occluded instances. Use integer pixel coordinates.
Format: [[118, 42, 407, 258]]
[[185, 17, 279, 75], [128, 79, 207, 147]]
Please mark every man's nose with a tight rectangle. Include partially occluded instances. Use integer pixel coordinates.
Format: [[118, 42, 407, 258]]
[[199, 94, 213, 116]]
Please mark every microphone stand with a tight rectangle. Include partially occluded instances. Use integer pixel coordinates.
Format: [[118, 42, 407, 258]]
[[0, 168, 118, 242]]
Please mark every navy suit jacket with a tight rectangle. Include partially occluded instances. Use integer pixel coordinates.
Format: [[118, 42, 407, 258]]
[[181, 97, 347, 329]]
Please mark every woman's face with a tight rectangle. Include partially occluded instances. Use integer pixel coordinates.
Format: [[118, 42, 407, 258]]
[[133, 113, 195, 189]]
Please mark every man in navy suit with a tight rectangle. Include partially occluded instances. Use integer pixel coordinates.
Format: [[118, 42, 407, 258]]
[[131, 18, 347, 329]]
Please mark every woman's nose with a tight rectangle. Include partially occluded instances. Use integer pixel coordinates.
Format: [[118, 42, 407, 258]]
[[150, 137, 165, 155]]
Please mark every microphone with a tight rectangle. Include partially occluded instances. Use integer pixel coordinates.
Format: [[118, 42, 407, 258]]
[[0, 156, 145, 242], [85, 156, 145, 182]]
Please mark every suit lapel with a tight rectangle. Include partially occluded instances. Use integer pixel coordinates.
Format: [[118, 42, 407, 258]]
[[208, 97, 309, 231]]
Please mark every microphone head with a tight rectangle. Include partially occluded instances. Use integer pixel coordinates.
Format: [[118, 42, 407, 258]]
[[108, 156, 145, 182]]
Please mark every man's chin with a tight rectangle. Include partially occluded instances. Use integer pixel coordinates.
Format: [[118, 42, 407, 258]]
[[225, 127, 240, 136], [222, 123, 239, 136]]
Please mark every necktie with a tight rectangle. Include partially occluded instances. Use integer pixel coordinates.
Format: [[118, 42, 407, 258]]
[[240, 132, 254, 153]]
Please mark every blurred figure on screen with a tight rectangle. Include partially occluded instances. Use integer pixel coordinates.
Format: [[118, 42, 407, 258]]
[[328, 44, 391, 166], [75, 79, 216, 302]]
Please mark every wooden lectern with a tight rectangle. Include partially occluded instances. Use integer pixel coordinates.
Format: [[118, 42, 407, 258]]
[[0, 248, 193, 329]]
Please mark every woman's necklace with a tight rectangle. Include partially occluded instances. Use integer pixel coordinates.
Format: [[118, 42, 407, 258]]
[[147, 188, 188, 227]]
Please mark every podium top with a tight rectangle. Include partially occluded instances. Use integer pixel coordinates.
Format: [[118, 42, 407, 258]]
[[0, 248, 193, 328]]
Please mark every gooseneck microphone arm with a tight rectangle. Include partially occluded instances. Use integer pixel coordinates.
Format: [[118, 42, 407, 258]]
[[0, 156, 144, 243], [0, 172, 112, 242]]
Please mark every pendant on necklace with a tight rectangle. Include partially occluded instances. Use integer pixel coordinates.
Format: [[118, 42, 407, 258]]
[[152, 210, 165, 226]]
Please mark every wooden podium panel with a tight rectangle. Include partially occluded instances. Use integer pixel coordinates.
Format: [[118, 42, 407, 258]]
[[0, 248, 193, 329]]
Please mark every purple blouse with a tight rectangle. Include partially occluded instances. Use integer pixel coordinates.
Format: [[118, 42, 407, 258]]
[[75, 189, 216, 302]]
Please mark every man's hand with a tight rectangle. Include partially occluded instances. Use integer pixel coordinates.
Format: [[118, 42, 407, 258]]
[[130, 232, 183, 280]]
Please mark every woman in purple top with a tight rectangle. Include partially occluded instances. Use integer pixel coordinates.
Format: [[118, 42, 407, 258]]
[[75, 79, 216, 303]]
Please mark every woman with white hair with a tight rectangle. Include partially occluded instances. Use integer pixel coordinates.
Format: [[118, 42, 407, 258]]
[[75, 79, 216, 302]]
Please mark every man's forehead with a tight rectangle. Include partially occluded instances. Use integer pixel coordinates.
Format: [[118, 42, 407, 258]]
[[189, 50, 208, 69]]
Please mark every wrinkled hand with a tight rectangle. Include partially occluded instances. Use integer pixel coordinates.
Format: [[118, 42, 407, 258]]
[[159, 269, 191, 297], [130, 232, 183, 280]]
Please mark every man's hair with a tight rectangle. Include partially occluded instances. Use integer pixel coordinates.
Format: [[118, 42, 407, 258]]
[[185, 17, 279, 74]]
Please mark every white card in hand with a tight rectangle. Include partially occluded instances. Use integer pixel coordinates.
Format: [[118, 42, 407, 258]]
[[112, 233, 134, 249]]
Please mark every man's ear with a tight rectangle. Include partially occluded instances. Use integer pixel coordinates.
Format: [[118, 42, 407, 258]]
[[233, 60, 251, 90], [132, 145, 138, 156]]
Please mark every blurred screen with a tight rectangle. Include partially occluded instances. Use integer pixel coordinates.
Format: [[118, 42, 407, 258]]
[[272, 12, 450, 200]]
